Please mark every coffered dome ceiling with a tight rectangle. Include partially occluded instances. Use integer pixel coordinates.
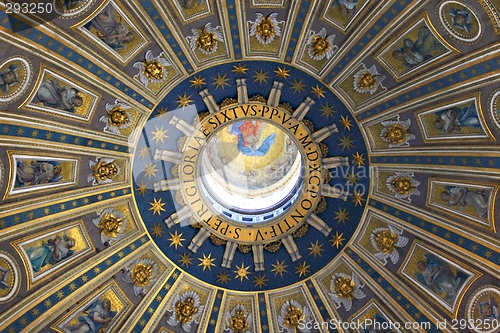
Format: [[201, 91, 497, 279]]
[[0, 0, 499, 332]]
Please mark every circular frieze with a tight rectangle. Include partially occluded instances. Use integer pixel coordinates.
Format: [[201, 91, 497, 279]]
[[0, 252, 20, 303], [466, 285, 500, 333], [133, 61, 370, 291], [438, 1, 482, 44], [0, 56, 32, 104]]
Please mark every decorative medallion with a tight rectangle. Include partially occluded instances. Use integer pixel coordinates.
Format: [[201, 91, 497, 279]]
[[88, 157, 120, 185], [329, 272, 366, 311], [489, 89, 500, 131], [188, 22, 224, 55], [53, 0, 95, 19], [133, 50, 172, 87], [370, 224, 408, 265], [386, 172, 421, 201], [249, 13, 282, 45], [0, 252, 20, 303], [277, 299, 311, 333], [353, 65, 385, 94], [167, 290, 204, 332], [225, 304, 252, 333], [438, 1, 482, 43], [306, 28, 337, 61], [380, 117, 416, 148], [100, 100, 133, 135], [0, 56, 32, 104], [122, 258, 158, 296], [92, 207, 127, 246], [133, 61, 370, 291], [466, 285, 500, 333]]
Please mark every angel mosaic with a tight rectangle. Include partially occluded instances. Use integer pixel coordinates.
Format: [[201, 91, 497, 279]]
[[64, 297, 116, 333], [83, 4, 134, 51], [391, 26, 446, 68], [14, 222, 91, 286], [414, 253, 467, 304], [332, 0, 360, 16], [433, 103, 481, 135], [78, 1, 146, 62], [167, 290, 204, 332], [32, 79, 83, 112], [370, 224, 408, 265], [277, 299, 311, 333], [249, 13, 283, 45], [26, 234, 76, 273], [16, 159, 63, 188], [56, 282, 130, 333], [439, 185, 490, 219]]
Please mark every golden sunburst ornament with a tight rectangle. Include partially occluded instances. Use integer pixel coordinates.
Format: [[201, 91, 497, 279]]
[[290, 79, 306, 94], [271, 260, 288, 277], [351, 190, 365, 206], [274, 66, 290, 79], [352, 152, 365, 167], [231, 63, 248, 75], [234, 263, 251, 281], [151, 126, 169, 143], [143, 162, 158, 179], [176, 93, 194, 108], [330, 232, 345, 248], [198, 253, 216, 271], [189, 75, 206, 88], [253, 69, 268, 84], [149, 198, 166, 215], [179, 253, 193, 267], [295, 261, 310, 277], [340, 114, 353, 130], [212, 73, 230, 89], [334, 207, 349, 224], [168, 231, 185, 249], [311, 84, 326, 98]]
